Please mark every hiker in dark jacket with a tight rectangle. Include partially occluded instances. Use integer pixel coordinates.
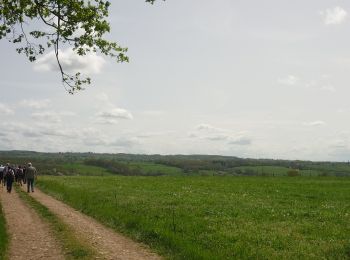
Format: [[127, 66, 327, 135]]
[[2, 163, 10, 187], [22, 166, 27, 184], [5, 166, 15, 193], [16, 166, 24, 186], [25, 162, 37, 193]]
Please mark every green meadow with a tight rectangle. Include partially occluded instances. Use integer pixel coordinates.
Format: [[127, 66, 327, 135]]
[[37, 176, 350, 259], [0, 201, 8, 260]]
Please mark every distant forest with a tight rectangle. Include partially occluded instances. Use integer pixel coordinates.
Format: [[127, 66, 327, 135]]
[[1, 150, 350, 177]]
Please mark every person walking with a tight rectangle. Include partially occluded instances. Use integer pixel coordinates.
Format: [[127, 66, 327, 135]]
[[2, 163, 10, 187], [16, 166, 24, 186], [0, 165, 4, 186], [22, 165, 27, 184], [5, 166, 15, 193], [25, 162, 37, 193]]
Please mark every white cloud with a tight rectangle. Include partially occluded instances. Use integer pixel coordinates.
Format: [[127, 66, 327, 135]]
[[206, 134, 229, 141], [196, 124, 214, 131], [0, 121, 79, 139], [0, 103, 14, 115], [191, 124, 252, 145], [196, 124, 225, 132], [31, 111, 76, 124], [0, 122, 42, 139], [96, 93, 110, 103], [321, 7, 347, 25], [303, 121, 326, 127], [278, 75, 299, 86], [137, 131, 174, 139], [80, 128, 108, 146], [95, 118, 119, 125], [0, 135, 12, 149], [329, 140, 348, 149], [305, 80, 317, 89], [109, 137, 140, 147], [31, 111, 62, 123], [96, 108, 133, 120], [40, 128, 77, 138], [194, 124, 231, 141], [286, 76, 337, 92], [0, 122, 25, 134], [81, 134, 139, 148], [94, 93, 133, 124], [22, 129, 43, 138], [327, 136, 350, 160], [60, 111, 77, 117], [188, 132, 198, 138], [19, 99, 51, 109], [83, 138, 107, 146], [229, 136, 252, 146], [141, 110, 166, 117], [34, 48, 105, 74], [321, 85, 336, 92]]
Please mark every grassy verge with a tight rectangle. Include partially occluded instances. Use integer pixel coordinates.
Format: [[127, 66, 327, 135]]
[[37, 176, 350, 259], [0, 200, 8, 260], [15, 186, 96, 259]]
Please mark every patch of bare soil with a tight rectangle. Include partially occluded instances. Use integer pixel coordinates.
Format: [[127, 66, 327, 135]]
[[0, 187, 64, 260], [29, 188, 162, 260]]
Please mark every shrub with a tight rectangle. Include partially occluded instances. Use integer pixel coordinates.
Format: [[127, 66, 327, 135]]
[[287, 169, 300, 177]]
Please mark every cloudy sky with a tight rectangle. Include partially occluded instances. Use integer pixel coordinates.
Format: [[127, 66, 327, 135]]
[[1, 0, 350, 161]]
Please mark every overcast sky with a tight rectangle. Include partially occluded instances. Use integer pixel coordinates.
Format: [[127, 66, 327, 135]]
[[1, 0, 350, 161]]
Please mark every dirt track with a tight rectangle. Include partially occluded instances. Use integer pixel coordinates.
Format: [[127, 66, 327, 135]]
[[0, 187, 64, 260], [28, 188, 162, 260]]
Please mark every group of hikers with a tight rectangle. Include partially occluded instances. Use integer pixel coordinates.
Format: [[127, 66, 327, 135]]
[[0, 162, 37, 193]]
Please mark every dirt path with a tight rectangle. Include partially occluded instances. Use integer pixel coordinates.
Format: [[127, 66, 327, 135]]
[[28, 188, 162, 260], [0, 187, 64, 260]]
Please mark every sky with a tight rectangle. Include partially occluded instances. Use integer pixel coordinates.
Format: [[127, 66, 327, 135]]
[[1, 0, 350, 161]]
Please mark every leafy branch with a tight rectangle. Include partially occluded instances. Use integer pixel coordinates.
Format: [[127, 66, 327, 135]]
[[0, 0, 158, 94]]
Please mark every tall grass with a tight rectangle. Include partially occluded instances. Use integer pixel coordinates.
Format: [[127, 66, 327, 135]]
[[0, 201, 8, 260], [38, 176, 350, 259]]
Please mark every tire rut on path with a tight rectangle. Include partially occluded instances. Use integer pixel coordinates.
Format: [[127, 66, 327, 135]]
[[0, 187, 64, 260], [29, 188, 162, 260]]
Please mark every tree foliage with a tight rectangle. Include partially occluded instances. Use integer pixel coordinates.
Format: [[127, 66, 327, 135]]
[[0, 0, 158, 94]]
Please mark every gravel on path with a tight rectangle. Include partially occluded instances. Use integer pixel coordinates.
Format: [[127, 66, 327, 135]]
[[29, 188, 162, 260], [0, 188, 65, 260]]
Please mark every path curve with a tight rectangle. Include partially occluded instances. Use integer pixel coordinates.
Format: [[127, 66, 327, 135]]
[[29, 188, 162, 260], [0, 187, 64, 260]]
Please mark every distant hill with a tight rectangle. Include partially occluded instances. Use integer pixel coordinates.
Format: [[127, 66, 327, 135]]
[[1, 150, 350, 177]]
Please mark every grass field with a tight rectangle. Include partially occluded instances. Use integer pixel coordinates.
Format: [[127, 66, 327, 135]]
[[37, 176, 350, 259], [0, 201, 8, 260]]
